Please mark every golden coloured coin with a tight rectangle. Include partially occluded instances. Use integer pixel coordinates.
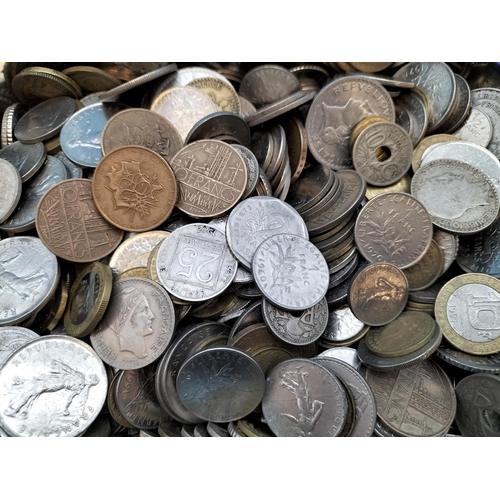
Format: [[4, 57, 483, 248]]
[[403, 240, 444, 292], [412, 134, 459, 172], [365, 175, 411, 200], [188, 77, 241, 114], [116, 267, 149, 280], [237, 418, 274, 437], [365, 311, 436, 357], [93, 146, 178, 232], [62, 66, 122, 93], [147, 242, 162, 284], [435, 273, 500, 355], [349, 115, 389, 150]]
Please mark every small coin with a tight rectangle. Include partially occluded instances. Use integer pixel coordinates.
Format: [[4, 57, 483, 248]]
[[237, 418, 273, 437], [188, 77, 241, 114], [0, 327, 39, 369], [402, 240, 444, 291], [453, 107, 493, 147], [158, 420, 183, 437], [0, 141, 46, 183], [207, 421, 229, 437]]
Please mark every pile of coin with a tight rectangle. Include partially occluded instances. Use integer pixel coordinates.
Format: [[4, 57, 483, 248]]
[[2, 61, 500, 437]]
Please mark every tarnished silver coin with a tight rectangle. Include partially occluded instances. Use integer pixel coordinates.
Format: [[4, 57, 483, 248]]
[[262, 296, 328, 346], [54, 151, 83, 179], [90, 277, 175, 370], [156, 224, 238, 302], [316, 347, 362, 371], [239, 96, 256, 118], [231, 145, 260, 198], [0, 237, 59, 326], [453, 108, 493, 147], [0, 141, 46, 182], [436, 346, 500, 374], [438, 73, 471, 134], [0, 335, 107, 437], [433, 229, 458, 276], [176, 346, 265, 423], [355, 192, 433, 269], [262, 358, 348, 437], [411, 159, 499, 234], [394, 91, 428, 146], [253, 234, 329, 311], [455, 373, 500, 437], [471, 88, 500, 158], [227, 196, 308, 270], [0, 159, 22, 224], [14, 97, 76, 144], [306, 77, 395, 168], [0, 326, 38, 369]]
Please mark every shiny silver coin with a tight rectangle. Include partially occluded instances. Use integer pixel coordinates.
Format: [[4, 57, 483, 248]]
[[262, 358, 348, 437], [453, 108, 492, 147], [253, 234, 329, 311], [156, 223, 238, 302], [262, 296, 328, 346], [176, 346, 265, 423], [194, 423, 210, 437], [231, 145, 260, 198], [0, 159, 22, 224], [54, 151, 83, 179], [433, 229, 458, 276], [1, 103, 28, 148], [0, 326, 38, 369], [316, 347, 362, 371], [471, 88, 500, 159], [228, 300, 262, 342], [0, 141, 46, 182], [321, 304, 366, 344], [436, 346, 500, 374], [0, 335, 107, 437], [438, 73, 472, 134], [394, 91, 428, 146], [227, 196, 308, 270]]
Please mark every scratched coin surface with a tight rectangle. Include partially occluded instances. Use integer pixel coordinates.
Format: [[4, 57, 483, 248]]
[[101, 108, 183, 164], [354, 192, 433, 269], [176, 346, 265, 423], [93, 146, 178, 232], [227, 196, 308, 269], [366, 358, 456, 437], [0, 335, 107, 437], [156, 223, 238, 302], [90, 277, 175, 370], [170, 140, 247, 218], [262, 358, 348, 437], [252, 234, 329, 311], [0, 327, 39, 369]]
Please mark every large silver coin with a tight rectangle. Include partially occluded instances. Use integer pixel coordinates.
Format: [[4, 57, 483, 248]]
[[316, 347, 362, 371], [0, 335, 107, 437], [306, 77, 395, 169], [0, 326, 38, 369], [90, 277, 175, 370], [0, 159, 22, 224], [262, 358, 348, 437], [252, 234, 329, 311], [321, 304, 366, 344], [227, 196, 308, 270], [411, 159, 499, 234], [176, 346, 265, 423], [394, 91, 428, 146], [156, 223, 237, 302], [433, 229, 458, 276], [0, 141, 46, 182], [0, 237, 59, 326], [471, 88, 500, 158]]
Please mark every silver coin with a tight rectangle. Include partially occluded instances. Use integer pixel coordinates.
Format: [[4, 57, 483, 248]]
[[1, 103, 28, 148], [239, 96, 256, 118], [471, 88, 500, 158], [228, 420, 246, 437], [227, 196, 308, 270], [232, 145, 260, 198], [411, 159, 499, 234], [393, 62, 456, 132], [181, 424, 196, 437], [306, 77, 395, 168], [438, 73, 472, 134], [194, 423, 210, 437], [0, 335, 107, 437], [156, 223, 238, 302], [262, 296, 328, 346], [453, 108, 493, 147], [253, 234, 329, 311], [0, 155, 67, 233], [228, 300, 262, 342], [436, 346, 500, 374], [54, 151, 83, 179], [321, 304, 366, 344], [0, 237, 59, 326], [60, 102, 129, 167], [14, 97, 76, 144], [176, 346, 265, 423], [316, 347, 362, 371], [90, 277, 175, 370], [0, 141, 46, 182], [0, 326, 39, 369], [394, 91, 428, 146], [0, 159, 22, 224], [433, 229, 458, 276], [207, 421, 229, 437], [262, 358, 348, 437]]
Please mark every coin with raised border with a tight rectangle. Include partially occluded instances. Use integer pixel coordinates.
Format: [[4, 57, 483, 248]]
[[0, 326, 39, 369]]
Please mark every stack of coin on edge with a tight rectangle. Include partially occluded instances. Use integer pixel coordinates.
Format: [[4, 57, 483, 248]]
[[2, 61, 500, 437]]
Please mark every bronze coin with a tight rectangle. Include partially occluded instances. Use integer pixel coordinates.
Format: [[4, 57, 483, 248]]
[[402, 240, 444, 291], [282, 116, 308, 183], [170, 140, 247, 218], [349, 262, 409, 326], [35, 179, 124, 262], [92, 146, 178, 232]]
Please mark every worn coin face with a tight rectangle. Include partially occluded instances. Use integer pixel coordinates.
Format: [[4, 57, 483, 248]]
[[101, 108, 183, 164], [170, 140, 247, 218], [412, 134, 459, 173], [0, 141, 46, 183], [93, 146, 178, 232], [0, 159, 22, 224], [176, 346, 265, 423], [227, 196, 308, 269], [453, 108, 493, 147], [306, 77, 395, 168], [54, 151, 83, 179], [366, 359, 456, 437], [0, 327, 38, 369], [156, 224, 237, 302], [402, 240, 444, 291], [471, 88, 500, 158], [349, 263, 408, 326], [90, 277, 175, 370], [355, 193, 433, 269], [253, 234, 329, 311], [0, 335, 107, 437], [394, 91, 428, 146], [412, 159, 499, 234], [36, 179, 124, 262], [262, 358, 348, 437], [188, 77, 241, 114], [62, 65, 121, 93]]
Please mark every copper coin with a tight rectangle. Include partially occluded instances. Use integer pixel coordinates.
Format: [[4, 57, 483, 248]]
[[349, 262, 408, 326], [35, 179, 124, 262], [92, 146, 178, 232], [170, 140, 247, 218]]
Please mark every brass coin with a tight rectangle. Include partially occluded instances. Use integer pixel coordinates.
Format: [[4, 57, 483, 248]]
[[282, 116, 308, 183], [403, 240, 444, 292], [147, 242, 162, 284], [237, 418, 274, 437], [62, 66, 122, 93], [349, 116, 389, 151], [93, 146, 178, 232], [64, 261, 113, 338], [188, 77, 241, 114], [365, 174, 410, 200], [116, 267, 149, 280], [365, 311, 436, 358], [411, 134, 459, 173], [107, 372, 136, 429]]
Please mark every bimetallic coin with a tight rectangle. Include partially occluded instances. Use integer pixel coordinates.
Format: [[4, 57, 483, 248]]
[[0, 141, 46, 183], [453, 108, 493, 147], [0, 159, 22, 225], [0, 327, 39, 369], [36, 179, 123, 262], [176, 346, 265, 423], [253, 234, 329, 311], [188, 77, 241, 114], [0, 335, 107, 437], [262, 358, 348, 437], [90, 277, 175, 370], [402, 240, 444, 291]]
